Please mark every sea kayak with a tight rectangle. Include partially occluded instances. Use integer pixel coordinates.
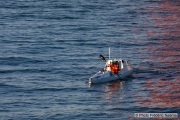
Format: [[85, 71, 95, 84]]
[[89, 58, 133, 84]]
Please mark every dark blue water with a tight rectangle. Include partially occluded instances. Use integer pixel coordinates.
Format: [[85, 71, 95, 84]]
[[0, 0, 179, 119]]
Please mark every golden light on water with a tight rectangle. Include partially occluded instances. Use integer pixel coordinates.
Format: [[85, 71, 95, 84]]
[[136, 0, 180, 108]]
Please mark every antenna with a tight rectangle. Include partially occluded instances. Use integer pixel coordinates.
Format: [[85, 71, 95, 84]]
[[120, 39, 121, 58], [109, 47, 110, 59]]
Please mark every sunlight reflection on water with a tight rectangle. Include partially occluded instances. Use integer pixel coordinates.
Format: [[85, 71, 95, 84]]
[[136, 0, 180, 108]]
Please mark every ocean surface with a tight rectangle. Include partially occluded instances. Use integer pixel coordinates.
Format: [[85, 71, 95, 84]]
[[0, 0, 179, 119]]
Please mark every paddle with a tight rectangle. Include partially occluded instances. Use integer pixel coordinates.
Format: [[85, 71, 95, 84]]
[[99, 54, 106, 62]]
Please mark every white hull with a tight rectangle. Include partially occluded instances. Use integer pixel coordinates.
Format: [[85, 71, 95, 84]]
[[89, 60, 133, 84]]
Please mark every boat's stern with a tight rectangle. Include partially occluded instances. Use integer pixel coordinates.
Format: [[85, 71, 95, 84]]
[[125, 60, 134, 73]]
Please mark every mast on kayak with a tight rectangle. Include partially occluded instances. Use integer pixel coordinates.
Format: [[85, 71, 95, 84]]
[[109, 47, 110, 59]]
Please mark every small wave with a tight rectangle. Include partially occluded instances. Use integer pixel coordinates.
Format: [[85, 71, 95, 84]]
[[29, 87, 79, 93], [0, 83, 21, 89], [0, 56, 44, 66]]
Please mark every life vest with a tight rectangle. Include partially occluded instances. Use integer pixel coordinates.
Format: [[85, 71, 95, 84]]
[[110, 63, 118, 73], [113, 64, 118, 74]]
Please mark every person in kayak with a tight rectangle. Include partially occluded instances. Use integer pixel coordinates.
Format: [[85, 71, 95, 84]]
[[113, 63, 118, 74], [110, 61, 118, 74]]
